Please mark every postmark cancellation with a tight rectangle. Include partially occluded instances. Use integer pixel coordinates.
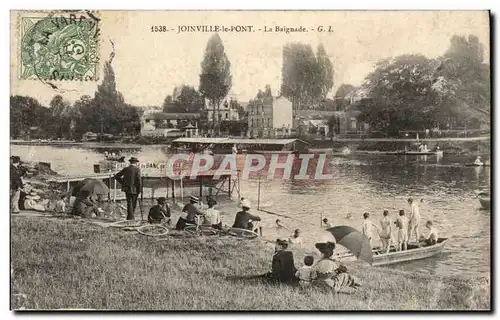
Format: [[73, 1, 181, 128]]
[[17, 10, 100, 82]]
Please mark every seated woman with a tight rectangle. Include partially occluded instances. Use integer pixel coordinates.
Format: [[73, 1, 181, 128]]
[[263, 238, 298, 284], [311, 241, 361, 293], [203, 198, 222, 230]]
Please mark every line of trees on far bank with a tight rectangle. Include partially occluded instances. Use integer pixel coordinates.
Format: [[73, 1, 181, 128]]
[[11, 61, 141, 140]]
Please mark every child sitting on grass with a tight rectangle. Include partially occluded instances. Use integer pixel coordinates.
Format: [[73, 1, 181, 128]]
[[55, 195, 67, 213], [295, 255, 314, 287]]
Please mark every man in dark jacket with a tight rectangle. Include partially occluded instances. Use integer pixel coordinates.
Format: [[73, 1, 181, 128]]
[[232, 199, 261, 231], [176, 195, 204, 230], [114, 157, 142, 220], [10, 156, 23, 213], [148, 197, 171, 225]]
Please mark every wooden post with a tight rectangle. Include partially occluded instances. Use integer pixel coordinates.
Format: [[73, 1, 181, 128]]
[[199, 176, 203, 199], [172, 179, 176, 200], [228, 175, 232, 198], [257, 177, 261, 211], [66, 179, 70, 193], [166, 179, 169, 199], [113, 178, 117, 202], [180, 177, 183, 202]]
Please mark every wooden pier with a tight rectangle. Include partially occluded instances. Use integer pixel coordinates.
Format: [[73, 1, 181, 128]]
[[47, 170, 241, 203]]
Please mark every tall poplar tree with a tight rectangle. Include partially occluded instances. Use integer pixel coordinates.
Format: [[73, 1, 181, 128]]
[[199, 33, 232, 135]]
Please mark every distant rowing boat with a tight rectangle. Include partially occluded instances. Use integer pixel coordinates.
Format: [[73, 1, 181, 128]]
[[464, 163, 490, 167], [336, 238, 449, 267], [385, 151, 444, 156]]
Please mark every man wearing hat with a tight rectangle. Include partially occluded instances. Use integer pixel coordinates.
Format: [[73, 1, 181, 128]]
[[148, 197, 171, 225], [10, 156, 23, 213], [232, 199, 261, 231], [114, 157, 142, 220], [176, 195, 205, 230]]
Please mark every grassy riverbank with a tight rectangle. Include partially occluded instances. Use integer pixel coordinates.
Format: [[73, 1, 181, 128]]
[[11, 217, 490, 310]]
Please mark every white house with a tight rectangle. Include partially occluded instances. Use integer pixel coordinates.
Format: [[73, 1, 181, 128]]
[[248, 96, 293, 138], [205, 93, 240, 122], [140, 112, 200, 137]]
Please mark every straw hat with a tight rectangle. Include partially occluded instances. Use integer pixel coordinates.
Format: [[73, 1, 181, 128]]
[[190, 195, 199, 203], [129, 157, 139, 163], [240, 199, 251, 209]]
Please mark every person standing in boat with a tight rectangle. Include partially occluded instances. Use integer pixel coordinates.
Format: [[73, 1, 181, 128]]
[[395, 210, 409, 251], [407, 198, 421, 245], [114, 157, 142, 220], [362, 212, 379, 248], [379, 210, 394, 252], [232, 144, 238, 154]]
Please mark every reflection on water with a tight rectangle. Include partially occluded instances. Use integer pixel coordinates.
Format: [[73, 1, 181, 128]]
[[11, 145, 491, 277]]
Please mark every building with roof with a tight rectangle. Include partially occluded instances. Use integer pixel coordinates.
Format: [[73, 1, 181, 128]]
[[140, 112, 201, 137], [247, 96, 293, 138], [204, 93, 240, 122]]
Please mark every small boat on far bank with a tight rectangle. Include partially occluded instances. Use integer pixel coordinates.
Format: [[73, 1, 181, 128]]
[[478, 192, 491, 210], [336, 238, 449, 267]]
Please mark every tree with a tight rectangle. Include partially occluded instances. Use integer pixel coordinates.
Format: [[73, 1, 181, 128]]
[[334, 84, 356, 99], [49, 95, 73, 138], [437, 34, 490, 125], [357, 54, 442, 135], [316, 44, 334, 100], [10, 95, 51, 138], [199, 33, 232, 135], [177, 86, 204, 110], [281, 43, 321, 111], [162, 95, 173, 110], [92, 61, 128, 135]]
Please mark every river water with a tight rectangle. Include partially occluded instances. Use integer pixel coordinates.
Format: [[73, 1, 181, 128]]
[[11, 144, 491, 278]]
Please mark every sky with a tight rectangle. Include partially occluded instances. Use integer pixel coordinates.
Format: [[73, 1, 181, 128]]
[[10, 10, 490, 108]]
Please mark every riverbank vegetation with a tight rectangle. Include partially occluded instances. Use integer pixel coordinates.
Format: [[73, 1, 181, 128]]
[[11, 217, 490, 310]]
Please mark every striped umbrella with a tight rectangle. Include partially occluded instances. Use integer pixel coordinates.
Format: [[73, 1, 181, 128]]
[[326, 226, 373, 265]]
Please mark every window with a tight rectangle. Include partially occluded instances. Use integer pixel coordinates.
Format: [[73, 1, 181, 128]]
[[268, 118, 271, 127], [350, 117, 357, 130], [256, 118, 260, 127], [251, 119, 254, 127], [225, 113, 229, 119]]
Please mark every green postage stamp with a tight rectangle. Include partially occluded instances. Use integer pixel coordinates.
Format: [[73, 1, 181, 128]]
[[18, 11, 100, 81]]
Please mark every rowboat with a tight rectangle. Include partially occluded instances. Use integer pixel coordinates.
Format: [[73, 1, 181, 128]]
[[478, 193, 490, 210], [386, 151, 444, 156], [464, 163, 490, 167], [336, 238, 449, 267]]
